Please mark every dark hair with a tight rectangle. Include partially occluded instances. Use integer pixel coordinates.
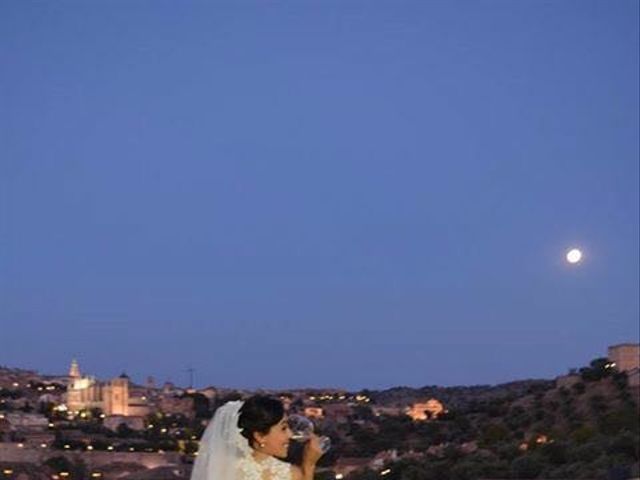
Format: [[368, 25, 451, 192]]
[[238, 395, 285, 447]]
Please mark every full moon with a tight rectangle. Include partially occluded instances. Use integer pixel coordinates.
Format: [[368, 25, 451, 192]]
[[566, 248, 583, 264]]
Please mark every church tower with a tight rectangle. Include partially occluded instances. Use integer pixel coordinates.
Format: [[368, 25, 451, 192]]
[[69, 359, 81, 379], [66, 359, 85, 412], [104, 373, 130, 416]]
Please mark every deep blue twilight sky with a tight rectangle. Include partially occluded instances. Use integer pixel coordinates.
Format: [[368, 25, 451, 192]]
[[1, 1, 638, 390]]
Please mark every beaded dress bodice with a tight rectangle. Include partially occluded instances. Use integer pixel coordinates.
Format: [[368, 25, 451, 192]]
[[237, 455, 292, 480]]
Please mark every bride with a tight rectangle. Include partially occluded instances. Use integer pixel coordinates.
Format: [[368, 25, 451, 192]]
[[190, 395, 324, 480]]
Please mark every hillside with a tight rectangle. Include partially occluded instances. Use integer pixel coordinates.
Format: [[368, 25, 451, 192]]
[[341, 359, 638, 480]]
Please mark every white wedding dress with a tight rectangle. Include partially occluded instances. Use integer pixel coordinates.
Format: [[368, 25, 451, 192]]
[[191, 400, 293, 480], [238, 454, 293, 480]]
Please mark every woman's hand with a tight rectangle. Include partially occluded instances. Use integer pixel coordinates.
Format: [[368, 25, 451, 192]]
[[292, 434, 325, 480], [302, 433, 324, 467]]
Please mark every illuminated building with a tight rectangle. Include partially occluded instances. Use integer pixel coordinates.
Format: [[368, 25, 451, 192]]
[[406, 399, 445, 421], [608, 344, 640, 373], [65, 360, 151, 417]]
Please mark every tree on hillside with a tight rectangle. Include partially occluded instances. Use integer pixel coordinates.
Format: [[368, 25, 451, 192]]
[[580, 358, 612, 382]]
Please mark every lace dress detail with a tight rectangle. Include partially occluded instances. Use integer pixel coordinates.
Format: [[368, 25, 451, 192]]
[[237, 455, 292, 480]]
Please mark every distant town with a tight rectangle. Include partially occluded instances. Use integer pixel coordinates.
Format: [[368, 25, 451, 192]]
[[0, 343, 638, 480]]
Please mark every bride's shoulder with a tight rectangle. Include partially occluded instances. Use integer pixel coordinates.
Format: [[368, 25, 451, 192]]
[[267, 456, 295, 479], [236, 457, 256, 480], [237, 456, 295, 480]]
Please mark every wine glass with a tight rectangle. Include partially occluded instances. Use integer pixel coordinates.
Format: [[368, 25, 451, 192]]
[[287, 414, 331, 453]]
